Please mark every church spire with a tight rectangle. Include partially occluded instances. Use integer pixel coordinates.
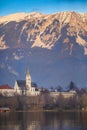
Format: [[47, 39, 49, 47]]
[[26, 67, 30, 75], [26, 67, 31, 89]]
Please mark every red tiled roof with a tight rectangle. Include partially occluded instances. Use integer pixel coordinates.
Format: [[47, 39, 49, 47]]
[[0, 84, 12, 89]]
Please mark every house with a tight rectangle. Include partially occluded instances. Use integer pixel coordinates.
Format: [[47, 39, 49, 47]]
[[0, 84, 14, 96]]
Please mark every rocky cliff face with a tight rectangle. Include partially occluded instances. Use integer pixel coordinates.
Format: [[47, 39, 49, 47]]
[[0, 12, 87, 88]]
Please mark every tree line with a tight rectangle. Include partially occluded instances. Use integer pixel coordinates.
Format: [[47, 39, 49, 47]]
[[0, 91, 87, 111]]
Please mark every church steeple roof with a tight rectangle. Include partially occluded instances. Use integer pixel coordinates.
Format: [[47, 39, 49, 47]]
[[26, 67, 30, 75]]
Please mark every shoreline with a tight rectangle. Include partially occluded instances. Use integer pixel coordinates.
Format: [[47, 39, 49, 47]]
[[15, 109, 86, 113]]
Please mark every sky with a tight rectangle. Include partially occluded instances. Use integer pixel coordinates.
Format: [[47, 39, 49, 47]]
[[0, 0, 87, 16]]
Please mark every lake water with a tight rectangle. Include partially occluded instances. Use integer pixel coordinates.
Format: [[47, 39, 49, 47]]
[[0, 111, 87, 130]]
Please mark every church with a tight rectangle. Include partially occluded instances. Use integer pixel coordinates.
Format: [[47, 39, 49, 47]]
[[14, 69, 40, 96]]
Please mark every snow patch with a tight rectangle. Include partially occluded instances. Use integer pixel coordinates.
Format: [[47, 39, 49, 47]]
[[0, 12, 44, 24], [0, 35, 9, 49], [76, 35, 87, 55], [76, 35, 87, 46], [31, 36, 52, 49]]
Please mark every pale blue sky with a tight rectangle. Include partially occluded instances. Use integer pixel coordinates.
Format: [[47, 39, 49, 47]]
[[0, 0, 87, 16]]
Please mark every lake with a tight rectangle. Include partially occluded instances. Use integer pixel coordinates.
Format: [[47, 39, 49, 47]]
[[0, 111, 87, 130]]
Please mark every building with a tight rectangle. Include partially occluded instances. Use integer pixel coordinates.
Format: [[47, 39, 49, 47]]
[[0, 84, 14, 96], [50, 90, 76, 99], [14, 68, 40, 96], [0, 68, 40, 96]]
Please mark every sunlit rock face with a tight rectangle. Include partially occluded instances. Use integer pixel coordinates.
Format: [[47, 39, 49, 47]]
[[0, 12, 87, 88]]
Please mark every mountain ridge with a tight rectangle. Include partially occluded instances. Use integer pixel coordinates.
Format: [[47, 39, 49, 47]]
[[0, 11, 87, 54], [0, 11, 87, 88]]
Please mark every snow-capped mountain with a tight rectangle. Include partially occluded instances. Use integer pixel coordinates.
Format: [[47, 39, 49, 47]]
[[0, 12, 87, 88], [0, 12, 87, 53]]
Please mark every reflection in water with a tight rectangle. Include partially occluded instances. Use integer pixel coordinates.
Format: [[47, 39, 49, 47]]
[[0, 112, 87, 130]]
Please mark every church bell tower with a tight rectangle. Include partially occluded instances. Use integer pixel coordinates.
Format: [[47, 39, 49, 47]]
[[26, 68, 31, 89]]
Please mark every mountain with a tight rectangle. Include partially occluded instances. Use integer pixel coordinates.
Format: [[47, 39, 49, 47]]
[[0, 11, 87, 88]]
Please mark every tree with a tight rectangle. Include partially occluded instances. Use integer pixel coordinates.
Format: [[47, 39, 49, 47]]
[[69, 81, 77, 91]]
